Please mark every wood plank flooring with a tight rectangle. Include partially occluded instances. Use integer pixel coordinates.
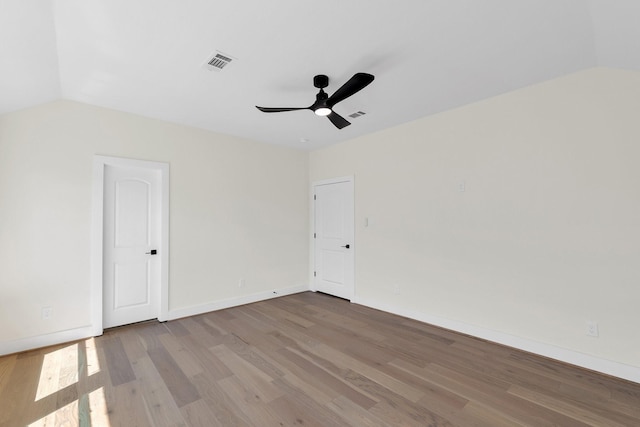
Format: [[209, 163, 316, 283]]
[[1, 291, 639, 426]]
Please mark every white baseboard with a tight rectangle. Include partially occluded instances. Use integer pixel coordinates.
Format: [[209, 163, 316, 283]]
[[353, 296, 640, 385], [165, 285, 309, 321], [0, 326, 96, 357]]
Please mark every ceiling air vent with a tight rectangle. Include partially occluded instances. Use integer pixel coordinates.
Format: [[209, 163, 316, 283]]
[[204, 51, 235, 72], [348, 111, 367, 119]]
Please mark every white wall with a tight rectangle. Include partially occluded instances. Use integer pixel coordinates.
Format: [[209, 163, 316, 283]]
[[2, 68, 639, 382], [0, 100, 308, 350], [310, 68, 640, 374]]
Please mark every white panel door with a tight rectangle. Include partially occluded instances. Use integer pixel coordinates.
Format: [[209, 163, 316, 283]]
[[103, 165, 161, 328], [314, 179, 354, 300]]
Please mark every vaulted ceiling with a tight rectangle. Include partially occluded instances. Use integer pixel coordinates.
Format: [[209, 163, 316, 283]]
[[2, 0, 639, 149]]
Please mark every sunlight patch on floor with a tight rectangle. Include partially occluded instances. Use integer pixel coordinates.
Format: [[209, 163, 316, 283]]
[[89, 387, 111, 426], [30, 339, 109, 426], [85, 338, 101, 376], [27, 388, 111, 427], [35, 343, 78, 401], [28, 398, 77, 426]]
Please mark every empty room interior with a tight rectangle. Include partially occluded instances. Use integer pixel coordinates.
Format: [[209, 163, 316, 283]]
[[1, 1, 640, 426]]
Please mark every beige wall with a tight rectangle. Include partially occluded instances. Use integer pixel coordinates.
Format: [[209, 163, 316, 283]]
[[0, 100, 309, 343], [2, 67, 639, 375], [310, 68, 640, 368]]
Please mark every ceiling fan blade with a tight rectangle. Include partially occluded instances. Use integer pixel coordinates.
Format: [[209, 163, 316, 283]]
[[256, 106, 308, 113], [327, 111, 351, 129], [327, 73, 375, 107]]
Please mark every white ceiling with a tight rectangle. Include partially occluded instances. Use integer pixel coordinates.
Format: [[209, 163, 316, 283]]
[[2, 0, 640, 150]]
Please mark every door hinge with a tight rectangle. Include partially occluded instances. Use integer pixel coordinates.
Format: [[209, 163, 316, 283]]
[[314, 271, 316, 277], [314, 194, 316, 200], [313, 233, 316, 238]]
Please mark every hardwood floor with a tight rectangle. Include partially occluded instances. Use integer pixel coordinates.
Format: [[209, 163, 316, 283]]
[[1, 291, 639, 426]]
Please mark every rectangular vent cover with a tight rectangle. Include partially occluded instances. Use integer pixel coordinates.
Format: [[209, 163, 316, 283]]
[[348, 111, 366, 119], [205, 51, 235, 71]]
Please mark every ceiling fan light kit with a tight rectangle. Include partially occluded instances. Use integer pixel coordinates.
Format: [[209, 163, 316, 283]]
[[314, 107, 332, 116], [256, 72, 374, 129]]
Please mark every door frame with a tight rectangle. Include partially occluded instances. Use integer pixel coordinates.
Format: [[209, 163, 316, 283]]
[[310, 175, 355, 300], [90, 155, 170, 335]]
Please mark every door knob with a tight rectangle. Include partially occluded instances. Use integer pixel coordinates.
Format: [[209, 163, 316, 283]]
[[146, 249, 158, 255], [341, 244, 350, 249]]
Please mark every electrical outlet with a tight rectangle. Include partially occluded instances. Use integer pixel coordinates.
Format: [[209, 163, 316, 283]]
[[586, 320, 599, 337], [42, 306, 53, 320], [238, 279, 245, 288], [393, 284, 400, 295]]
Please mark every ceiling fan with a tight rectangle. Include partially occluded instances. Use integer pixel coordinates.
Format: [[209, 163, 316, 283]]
[[256, 73, 375, 129]]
